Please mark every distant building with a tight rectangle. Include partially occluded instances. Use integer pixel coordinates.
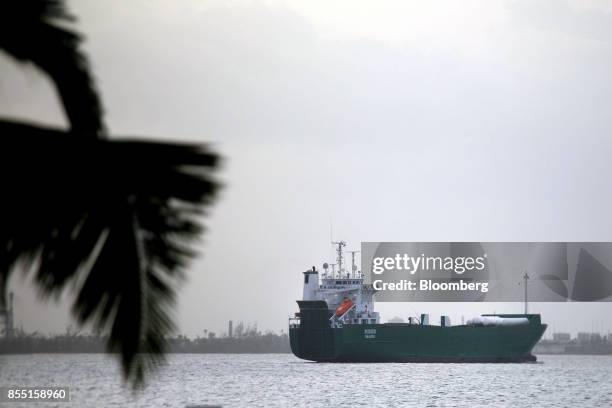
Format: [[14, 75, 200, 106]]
[[577, 332, 589, 343], [576, 332, 601, 343], [387, 317, 404, 323], [590, 333, 603, 343], [0, 293, 14, 338], [228, 320, 233, 338], [553, 332, 571, 343]]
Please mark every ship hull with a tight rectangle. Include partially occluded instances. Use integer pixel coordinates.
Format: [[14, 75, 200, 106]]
[[290, 301, 547, 363]]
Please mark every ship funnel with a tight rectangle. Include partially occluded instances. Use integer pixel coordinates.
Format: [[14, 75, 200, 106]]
[[302, 266, 319, 300]]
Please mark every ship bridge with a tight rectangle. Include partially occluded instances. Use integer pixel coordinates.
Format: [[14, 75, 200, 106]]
[[297, 241, 379, 328]]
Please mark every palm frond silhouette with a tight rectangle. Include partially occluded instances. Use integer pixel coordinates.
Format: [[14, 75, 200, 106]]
[[0, 0, 219, 387]]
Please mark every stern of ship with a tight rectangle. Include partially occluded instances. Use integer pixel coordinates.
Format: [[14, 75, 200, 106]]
[[289, 300, 338, 361]]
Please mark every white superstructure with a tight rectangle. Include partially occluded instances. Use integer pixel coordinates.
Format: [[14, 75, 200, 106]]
[[302, 241, 380, 327]]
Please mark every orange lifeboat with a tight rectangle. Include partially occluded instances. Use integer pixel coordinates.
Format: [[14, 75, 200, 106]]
[[335, 299, 353, 317]]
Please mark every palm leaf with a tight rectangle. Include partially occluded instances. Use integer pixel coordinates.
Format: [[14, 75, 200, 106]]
[[1, 0, 221, 387], [1, 0, 221, 388], [0, 119, 219, 386], [0, 0, 104, 136]]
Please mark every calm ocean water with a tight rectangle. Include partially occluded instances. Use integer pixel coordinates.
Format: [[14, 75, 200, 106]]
[[0, 354, 611, 407]]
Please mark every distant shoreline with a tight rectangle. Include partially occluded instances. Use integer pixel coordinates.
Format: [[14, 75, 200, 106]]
[[0, 351, 292, 355], [0, 332, 291, 354], [4, 335, 612, 356]]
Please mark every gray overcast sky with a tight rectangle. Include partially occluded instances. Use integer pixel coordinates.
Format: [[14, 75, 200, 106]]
[[2, 0, 612, 338]]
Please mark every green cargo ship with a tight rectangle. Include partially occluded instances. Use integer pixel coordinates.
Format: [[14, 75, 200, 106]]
[[289, 242, 547, 363]]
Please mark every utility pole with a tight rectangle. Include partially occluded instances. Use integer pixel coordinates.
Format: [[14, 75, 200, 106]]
[[523, 272, 529, 315]]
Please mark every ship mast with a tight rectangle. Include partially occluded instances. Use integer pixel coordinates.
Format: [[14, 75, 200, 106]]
[[348, 250, 361, 278], [331, 240, 346, 278]]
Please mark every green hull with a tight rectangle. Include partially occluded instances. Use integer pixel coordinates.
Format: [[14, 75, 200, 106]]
[[290, 301, 547, 363]]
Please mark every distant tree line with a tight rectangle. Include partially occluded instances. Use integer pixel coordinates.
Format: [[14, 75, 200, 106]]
[[0, 323, 291, 354]]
